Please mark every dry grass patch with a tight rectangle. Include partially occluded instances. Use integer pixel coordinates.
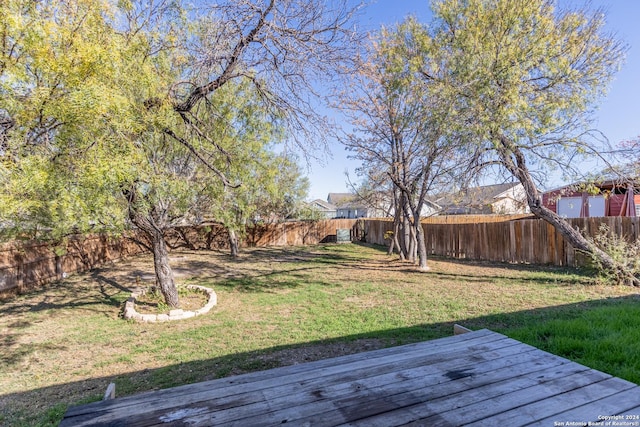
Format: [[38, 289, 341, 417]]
[[133, 287, 209, 314]]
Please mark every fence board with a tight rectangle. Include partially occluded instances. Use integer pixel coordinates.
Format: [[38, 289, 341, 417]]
[[364, 216, 639, 268], [3, 216, 637, 296], [420, 214, 533, 224], [0, 220, 358, 296]]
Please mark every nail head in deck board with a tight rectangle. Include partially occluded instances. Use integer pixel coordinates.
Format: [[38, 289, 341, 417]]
[[59, 330, 640, 426]]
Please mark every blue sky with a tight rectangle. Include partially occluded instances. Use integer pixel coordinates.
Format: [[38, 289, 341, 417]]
[[304, 0, 640, 201]]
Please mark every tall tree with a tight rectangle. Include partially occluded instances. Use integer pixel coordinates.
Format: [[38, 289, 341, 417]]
[[213, 152, 310, 257], [404, 0, 636, 284], [337, 22, 466, 270], [0, 0, 360, 306]]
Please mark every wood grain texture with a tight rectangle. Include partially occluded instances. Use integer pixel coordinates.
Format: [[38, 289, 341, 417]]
[[60, 329, 640, 427], [365, 217, 640, 267]]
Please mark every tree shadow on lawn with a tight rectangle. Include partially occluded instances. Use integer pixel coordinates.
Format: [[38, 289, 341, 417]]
[[2, 294, 640, 426], [361, 242, 597, 285], [0, 254, 343, 382], [0, 243, 601, 388], [0, 270, 132, 318], [0, 247, 336, 317], [211, 267, 336, 293]]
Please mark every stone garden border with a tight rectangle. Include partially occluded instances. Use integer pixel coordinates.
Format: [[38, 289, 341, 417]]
[[123, 285, 217, 323]]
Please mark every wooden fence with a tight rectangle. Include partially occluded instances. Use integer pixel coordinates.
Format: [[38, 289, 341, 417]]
[[0, 219, 358, 295], [362, 216, 639, 267], [0, 234, 149, 295], [420, 214, 535, 224], [3, 215, 637, 296]]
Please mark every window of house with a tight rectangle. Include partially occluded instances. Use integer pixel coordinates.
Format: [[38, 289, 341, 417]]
[[588, 196, 605, 217], [557, 197, 583, 218]]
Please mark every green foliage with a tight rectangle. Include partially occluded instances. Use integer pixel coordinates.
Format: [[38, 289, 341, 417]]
[[0, 0, 312, 243], [0, 0, 142, 239], [295, 203, 326, 222], [213, 151, 312, 243], [588, 224, 640, 285], [400, 0, 626, 180], [375, 0, 629, 278]]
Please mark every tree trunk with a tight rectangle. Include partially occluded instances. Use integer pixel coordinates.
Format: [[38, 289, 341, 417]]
[[149, 228, 179, 307], [228, 228, 239, 258], [396, 225, 406, 260], [414, 217, 429, 271], [124, 188, 180, 306], [408, 225, 417, 263], [387, 230, 396, 255], [389, 210, 403, 258]]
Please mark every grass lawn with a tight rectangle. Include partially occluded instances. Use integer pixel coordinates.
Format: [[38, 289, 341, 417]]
[[1, 243, 639, 426]]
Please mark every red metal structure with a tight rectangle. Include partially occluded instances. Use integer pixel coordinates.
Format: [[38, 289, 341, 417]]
[[542, 180, 639, 218]]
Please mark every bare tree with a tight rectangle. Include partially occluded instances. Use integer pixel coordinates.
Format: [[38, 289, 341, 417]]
[[129, 0, 362, 304], [337, 26, 466, 271]]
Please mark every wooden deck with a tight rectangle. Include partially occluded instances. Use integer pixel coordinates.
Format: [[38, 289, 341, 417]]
[[60, 329, 640, 426]]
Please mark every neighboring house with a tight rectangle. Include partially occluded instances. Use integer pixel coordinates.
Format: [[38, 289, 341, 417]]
[[416, 200, 442, 217], [368, 192, 440, 218], [436, 183, 529, 215], [542, 180, 639, 218], [327, 192, 440, 219], [307, 199, 337, 219], [328, 193, 370, 219]]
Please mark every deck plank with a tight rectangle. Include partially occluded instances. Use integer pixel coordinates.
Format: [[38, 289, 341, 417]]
[[186, 343, 559, 426], [59, 329, 640, 427], [467, 377, 638, 426], [410, 369, 615, 426], [529, 390, 640, 426], [63, 329, 499, 421], [61, 330, 508, 425], [344, 356, 590, 427], [260, 350, 570, 427]]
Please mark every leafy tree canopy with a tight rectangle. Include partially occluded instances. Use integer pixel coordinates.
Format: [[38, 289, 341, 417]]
[[1, 0, 356, 304]]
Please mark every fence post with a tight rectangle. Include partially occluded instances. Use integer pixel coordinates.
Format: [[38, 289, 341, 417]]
[[55, 254, 62, 280], [15, 251, 24, 290]]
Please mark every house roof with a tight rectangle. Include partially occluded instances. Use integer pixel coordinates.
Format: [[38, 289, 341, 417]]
[[436, 183, 522, 209], [544, 179, 640, 195], [309, 199, 336, 211], [327, 193, 354, 206], [327, 193, 368, 209]]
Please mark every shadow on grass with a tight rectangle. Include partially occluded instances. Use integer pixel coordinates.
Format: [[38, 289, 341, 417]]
[[2, 294, 640, 426], [0, 270, 129, 318], [0, 241, 602, 385], [212, 267, 336, 293], [360, 241, 598, 286], [0, 246, 348, 317]]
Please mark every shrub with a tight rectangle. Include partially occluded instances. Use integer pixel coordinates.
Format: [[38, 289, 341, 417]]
[[589, 224, 640, 285]]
